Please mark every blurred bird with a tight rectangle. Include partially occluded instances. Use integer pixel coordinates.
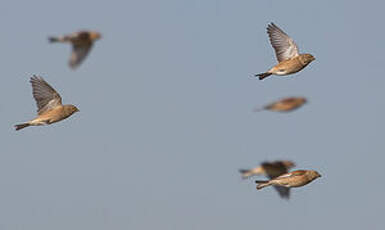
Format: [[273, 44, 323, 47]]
[[239, 160, 295, 199], [14, 75, 79, 131], [49, 30, 101, 69], [255, 170, 321, 190], [254, 97, 307, 112], [255, 23, 315, 80]]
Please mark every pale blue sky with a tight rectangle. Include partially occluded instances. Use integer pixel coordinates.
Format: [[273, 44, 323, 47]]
[[1, 0, 385, 229]]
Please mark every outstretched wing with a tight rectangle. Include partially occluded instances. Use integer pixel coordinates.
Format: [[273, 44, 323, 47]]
[[30, 75, 62, 115], [267, 23, 299, 62]]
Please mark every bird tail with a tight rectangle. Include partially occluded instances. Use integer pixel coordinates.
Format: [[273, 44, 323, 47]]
[[252, 107, 265, 112], [239, 169, 253, 179], [48, 36, 69, 43], [255, 72, 272, 80], [48, 36, 60, 43], [14, 123, 30, 131], [255, 180, 271, 190]]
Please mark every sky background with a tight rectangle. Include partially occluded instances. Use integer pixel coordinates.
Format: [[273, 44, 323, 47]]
[[1, 0, 384, 229]]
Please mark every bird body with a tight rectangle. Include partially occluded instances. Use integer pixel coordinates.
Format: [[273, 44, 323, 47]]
[[14, 76, 79, 131], [266, 54, 314, 76], [255, 23, 315, 80], [255, 170, 321, 190]]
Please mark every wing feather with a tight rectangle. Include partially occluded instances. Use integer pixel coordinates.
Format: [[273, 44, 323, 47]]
[[267, 23, 299, 62]]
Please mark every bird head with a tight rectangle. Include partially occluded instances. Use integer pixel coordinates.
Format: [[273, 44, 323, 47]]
[[90, 31, 102, 41], [299, 97, 308, 104], [302, 54, 315, 64], [308, 170, 322, 180], [282, 160, 296, 169], [67, 105, 80, 113]]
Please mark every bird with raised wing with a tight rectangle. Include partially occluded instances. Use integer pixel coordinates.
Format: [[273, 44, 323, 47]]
[[254, 97, 307, 112], [49, 30, 101, 69], [255, 23, 315, 80], [14, 76, 79, 131]]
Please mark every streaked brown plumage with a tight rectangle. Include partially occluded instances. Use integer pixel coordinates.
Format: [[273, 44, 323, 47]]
[[254, 97, 307, 112], [239, 161, 295, 198], [255, 23, 315, 80], [49, 30, 101, 69], [255, 170, 321, 190], [14, 76, 79, 131]]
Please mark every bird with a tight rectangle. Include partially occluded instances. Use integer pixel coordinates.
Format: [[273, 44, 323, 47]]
[[254, 97, 307, 112], [14, 75, 79, 131], [239, 160, 295, 199], [49, 30, 101, 69], [255, 23, 315, 80], [255, 170, 321, 190]]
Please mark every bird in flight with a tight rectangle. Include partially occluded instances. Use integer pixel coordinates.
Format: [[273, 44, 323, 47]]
[[14, 76, 79, 131], [49, 30, 101, 69], [254, 97, 307, 112], [255, 23, 315, 80]]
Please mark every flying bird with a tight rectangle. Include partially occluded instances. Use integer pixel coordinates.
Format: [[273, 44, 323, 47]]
[[239, 160, 295, 199], [49, 30, 101, 69], [255, 23, 315, 80], [255, 170, 321, 190], [254, 97, 307, 112], [14, 76, 79, 131]]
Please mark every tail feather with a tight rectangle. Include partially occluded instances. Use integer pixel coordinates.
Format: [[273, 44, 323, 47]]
[[255, 180, 271, 190], [239, 169, 249, 174], [14, 123, 30, 131], [253, 107, 265, 112], [239, 169, 252, 179], [255, 72, 272, 80], [48, 36, 60, 43]]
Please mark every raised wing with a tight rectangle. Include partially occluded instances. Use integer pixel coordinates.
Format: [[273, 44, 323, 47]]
[[267, 23, 299, 62], [262, 161, 290, 179], [30, 75, 62, 115]]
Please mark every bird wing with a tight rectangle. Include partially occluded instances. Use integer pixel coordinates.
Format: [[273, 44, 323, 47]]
[[69, 42, 93, 69], [273, 185, 290, 199], [30, 75, 62, 115], [267, 23, 299, 62], [262, 162, 289, 179]]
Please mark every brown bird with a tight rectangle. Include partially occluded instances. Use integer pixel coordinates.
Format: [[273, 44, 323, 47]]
[[255, 170, 321, 190], [239, 161, 295, 199], [255, 23, 315, 80], [254, 97, 307, 112], [14, 76, 79, 131], [49, 30, 101, 69]]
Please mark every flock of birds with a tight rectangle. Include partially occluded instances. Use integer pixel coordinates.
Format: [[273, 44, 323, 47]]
[[14, 23, 320, 200], [241, 23, 320, 199]]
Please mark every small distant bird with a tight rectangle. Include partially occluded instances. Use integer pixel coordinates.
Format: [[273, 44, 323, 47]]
[[14, 75, 79, 131], [254, 97, 307, 112], [255, 23, 315, 80], [49, 30, 101, 69], [255, 170, 321, 190], [239, 160, 295, 199]]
